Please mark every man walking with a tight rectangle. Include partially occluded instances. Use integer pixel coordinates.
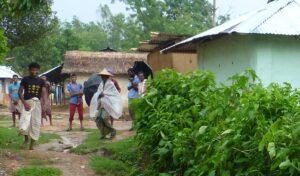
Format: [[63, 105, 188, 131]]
[[18, 62, 46, 150], [8, 74, 21, 127], [67, 74, 84, 131], [41, 75, 52, 126]]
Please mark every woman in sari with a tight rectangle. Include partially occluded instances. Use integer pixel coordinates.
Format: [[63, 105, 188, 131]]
[[95, 69, 118, 139]]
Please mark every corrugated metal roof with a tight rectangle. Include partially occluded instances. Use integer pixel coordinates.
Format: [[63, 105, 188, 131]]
[[0, 66, 21, 79], [162, 0, 300, 53]]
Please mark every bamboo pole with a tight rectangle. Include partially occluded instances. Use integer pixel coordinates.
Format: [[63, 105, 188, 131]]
[[212, 0, 217, 27]]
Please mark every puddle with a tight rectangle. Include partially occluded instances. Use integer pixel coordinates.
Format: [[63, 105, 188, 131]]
[[0, 167, 7, 176], [36, 131, 88, 153]]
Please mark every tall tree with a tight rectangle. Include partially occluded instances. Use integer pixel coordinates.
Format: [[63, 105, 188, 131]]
[[0, 9, 57, 49], [99, 5, 143, 51], [0, 0, 52, 62], [0, 0, 51, 16], [0, 29, 8, 59], [4, 19, 64, 74], [65, 17, 108, 51], [113, 0, 213, 35]]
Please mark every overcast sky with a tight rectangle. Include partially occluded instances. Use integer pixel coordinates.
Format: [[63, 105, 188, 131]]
[[52, 0, 268, 23]]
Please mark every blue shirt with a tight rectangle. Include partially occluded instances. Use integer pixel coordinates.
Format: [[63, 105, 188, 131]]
[[128, 75, 140, 99], [67, 83, 83, 104], [8, 82, 20, 101]]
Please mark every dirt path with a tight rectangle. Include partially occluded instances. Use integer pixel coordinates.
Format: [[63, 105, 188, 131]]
[[0, 113, 134, 176]]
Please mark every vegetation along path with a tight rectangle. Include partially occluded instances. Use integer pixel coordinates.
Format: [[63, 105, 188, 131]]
[[0, 114, 134, 176]]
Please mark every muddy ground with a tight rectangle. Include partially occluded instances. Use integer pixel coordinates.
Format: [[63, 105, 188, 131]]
[[0, 109, 134, 176]]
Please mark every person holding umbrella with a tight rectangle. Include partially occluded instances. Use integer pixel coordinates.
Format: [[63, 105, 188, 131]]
[[93, 68, 120, 139]]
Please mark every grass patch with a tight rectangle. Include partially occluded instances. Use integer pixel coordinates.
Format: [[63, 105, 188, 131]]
[[103, 137, 138, 166], [14, 166, 61, 176], [70, 129, 104, 154], [71, 128, 140, 175], [0, 115, 11, 121], [29, 159, 55, 166], [90, 156, 128, 176], [0, 127, 60, 151], [38, 132, 61, 144], [89, 137, 139, 175]]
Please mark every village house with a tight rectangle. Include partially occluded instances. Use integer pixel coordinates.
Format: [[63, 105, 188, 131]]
[[39, 64, 70, 105], [162, 0, 300, 88], [133, 32, 197, 73], [0, 66, 21, 106], [62, 50, 147, 109]]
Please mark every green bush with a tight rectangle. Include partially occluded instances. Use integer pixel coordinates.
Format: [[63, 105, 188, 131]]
[[133, 69, 300, 175], [14, 166, 61, 176]]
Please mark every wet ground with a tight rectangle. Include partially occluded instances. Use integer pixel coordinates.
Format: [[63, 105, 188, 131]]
[[0, 110, 134, 176]]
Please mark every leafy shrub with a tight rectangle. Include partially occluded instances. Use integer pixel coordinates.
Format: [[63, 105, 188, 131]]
[[133, 69, 300, 175], [14, 166, 61, 176]]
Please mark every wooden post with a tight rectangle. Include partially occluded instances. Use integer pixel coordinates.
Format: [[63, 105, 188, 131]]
[[212, 0, 217, 27], [63, 82, 66, 105]]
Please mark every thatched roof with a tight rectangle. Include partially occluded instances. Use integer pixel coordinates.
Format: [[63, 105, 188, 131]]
[[62, 51, 147, 74], [131, 32, 195, 53]]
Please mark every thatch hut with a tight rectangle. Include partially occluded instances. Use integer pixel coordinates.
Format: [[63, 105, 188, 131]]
[[62, 51, 147, 108]]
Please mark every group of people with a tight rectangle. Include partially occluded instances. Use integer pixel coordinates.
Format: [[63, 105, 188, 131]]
[[7, 62, 147, 150]]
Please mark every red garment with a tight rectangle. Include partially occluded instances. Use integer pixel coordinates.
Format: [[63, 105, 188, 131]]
[[69, 103, 83, 122], [111, 78, 121, 92]]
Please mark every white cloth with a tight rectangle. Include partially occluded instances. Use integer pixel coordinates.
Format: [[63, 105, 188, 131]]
[[8, 100, 22, 113], [138, 79, 147, 96], [19, 98, 42, 141], [90, 80, 123, 120]]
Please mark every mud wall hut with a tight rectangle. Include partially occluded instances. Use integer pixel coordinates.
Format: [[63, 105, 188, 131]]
[[134, 32, 198, 73], [62, 51, 147, 110]]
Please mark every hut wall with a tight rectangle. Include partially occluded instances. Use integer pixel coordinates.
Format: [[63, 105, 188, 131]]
[[197, 35, 255, 85], [148, 51, 197, 73], [171, 53, 198, 73], [147, 51, 173, 72]]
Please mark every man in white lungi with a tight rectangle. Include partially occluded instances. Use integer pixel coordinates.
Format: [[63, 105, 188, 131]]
[[18, 62, 47, 150]]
